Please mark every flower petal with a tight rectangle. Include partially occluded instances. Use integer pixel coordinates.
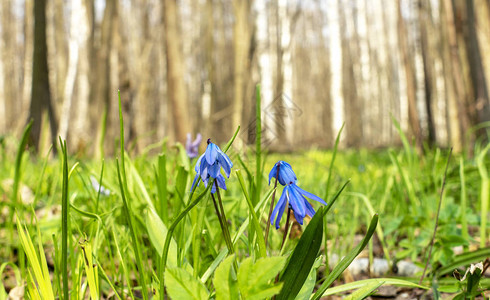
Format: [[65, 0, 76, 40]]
[[209, 162, 220, 178], [304, 198, 316, 217], [218, 154, 231, 178], [268, 164, 278, 185], [205, 143, 218, 165], [288, 185, 306, 219], [195, 154, 204, 172], [295, 185, 327, 205], [271, 187, 288, 229]]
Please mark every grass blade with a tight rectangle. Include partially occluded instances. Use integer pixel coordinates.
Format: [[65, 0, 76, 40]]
[[236, 169, 267, 258], [312, 214, 379, 300]]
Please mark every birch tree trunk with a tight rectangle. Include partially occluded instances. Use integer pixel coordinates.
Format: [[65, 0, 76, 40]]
[[163, 0, 191, 143], [232, 0, 252, 137], [397, 0, 423, 153]]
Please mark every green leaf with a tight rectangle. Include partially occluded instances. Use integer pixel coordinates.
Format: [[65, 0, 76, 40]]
[[238, 256, 286, 300], [344, 280, 384, 300], [295, 256, 322, 300], [146, 208, 178, 264], [321, 278, 428, 297], [311, 214, 379, 300], [214, 255, 239, 300], [277, 206, 325, 300], [165, 267, 209, 300], [436, 247, 490, 276]]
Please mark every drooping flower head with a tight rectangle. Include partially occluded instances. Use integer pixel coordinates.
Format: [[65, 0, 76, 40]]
[[268, 160, 297, 185], [185, 133, 202, 158], [191, 139, 233, 193], [268, 161, 326, 228]]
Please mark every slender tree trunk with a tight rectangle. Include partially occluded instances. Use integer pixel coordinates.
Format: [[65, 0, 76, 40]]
[[163, 0, 191, 143], [397, 0, 423, 153], [338, 0, 362, 147], [463, 0, 490, 128], [418, 0, 436, 146], [29, 0, 57, 150], [442, 0, 471, 153], [232, 0, 251, 136]]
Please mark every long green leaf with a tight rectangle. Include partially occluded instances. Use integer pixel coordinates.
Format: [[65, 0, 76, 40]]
[[236, 170, 266, 258], [343, 280, 384, 300], [311, 214, 379, 300], [436, 247, 490, 276], [277, 207, 325, 300], [321, 278, 428, 297]]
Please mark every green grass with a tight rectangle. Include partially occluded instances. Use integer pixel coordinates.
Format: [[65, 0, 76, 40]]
[[0, 115, 489, 298]]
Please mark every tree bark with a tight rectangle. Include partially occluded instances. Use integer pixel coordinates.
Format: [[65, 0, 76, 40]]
[[418, 0, 436, 146], [442, 0, 471, 153], [232, 0, 252, 137], [463, 0, 490, 128], [338, 0, 362, 148], [29, 0, 57, 150], [397, 0, 423, 153], [163, 0, 191, 143]]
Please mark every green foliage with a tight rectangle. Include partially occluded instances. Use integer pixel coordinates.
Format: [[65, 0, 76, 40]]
[[2, 111, 489, 299], [213, 255, 286, 300], [165, 267, 209, 300]]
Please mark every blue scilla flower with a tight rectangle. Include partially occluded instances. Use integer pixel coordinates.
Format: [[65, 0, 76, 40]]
[[191, 139, 233, 193], [271, 183, 327, 229], [185, 133, 202, 158], [268, 160, 297, 185]]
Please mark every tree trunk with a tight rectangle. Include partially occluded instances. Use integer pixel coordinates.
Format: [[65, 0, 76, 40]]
[[163, 0, 191, 143], [338, 0, 362, 148], [463, 0, 490, 129], [29, 0, 57, 150], [397, 0, 423, 153], [418, 0, 436, 146], [442, 0, 471, 153], [232, 0, 251, 138]]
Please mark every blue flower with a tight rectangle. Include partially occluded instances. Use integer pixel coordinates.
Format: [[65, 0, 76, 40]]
[[271, 183, 327, 229], [191, 139, 233, 193], [186, 133, 202, 158], [268, 161, 297, 185]]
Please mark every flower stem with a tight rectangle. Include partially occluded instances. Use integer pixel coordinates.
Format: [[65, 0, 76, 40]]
[[213, 182, 235, 255], [265, 167, 280, 249], [281, 206, 291, 251]]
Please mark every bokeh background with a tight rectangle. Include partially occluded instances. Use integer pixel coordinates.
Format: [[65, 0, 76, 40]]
[[0, 0, 489, 156]]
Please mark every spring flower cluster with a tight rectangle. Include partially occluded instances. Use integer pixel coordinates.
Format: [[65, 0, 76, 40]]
[[269, 161, 327, 229], [191, 139, 233, 193]]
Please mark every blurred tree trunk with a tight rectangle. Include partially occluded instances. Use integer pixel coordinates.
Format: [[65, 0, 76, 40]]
[[1, 0, 21, 132], [29, 0, 57, 150], [52, 0, 66, 111], [163, 0, 191, 143], [397, 0, 422, 153], [441, 0, 470, 153], [93, 0, 116, 158], [418, 0, 436, 146], [232, 0, 252, 137], [462, 0, 490, 129], [21, 0, 34, 132], [338, 0, 362, 147], [71, 0, 93, 153]]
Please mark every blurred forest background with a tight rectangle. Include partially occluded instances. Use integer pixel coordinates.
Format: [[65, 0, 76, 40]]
[[0, 0, 489, 156]]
